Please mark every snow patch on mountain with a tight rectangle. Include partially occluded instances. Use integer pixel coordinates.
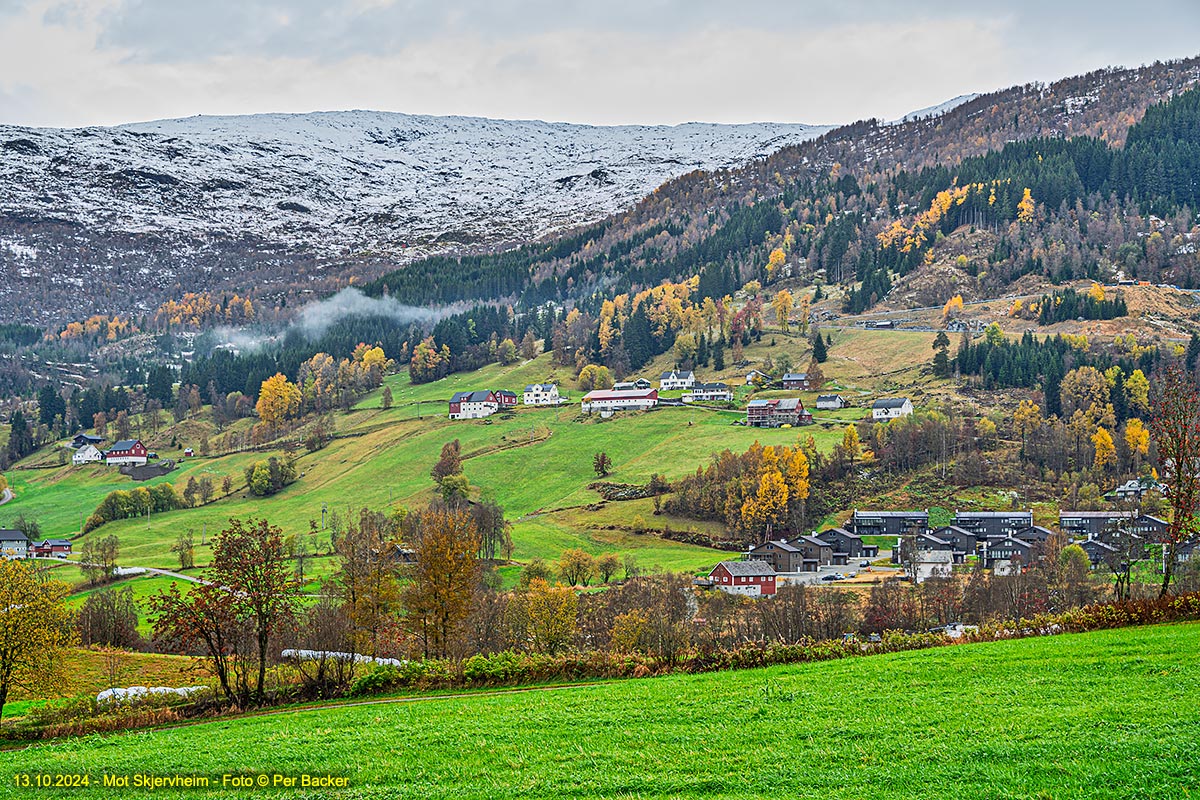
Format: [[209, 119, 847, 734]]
[[889, 94, 980, 125], [0, 110, 832, 255]]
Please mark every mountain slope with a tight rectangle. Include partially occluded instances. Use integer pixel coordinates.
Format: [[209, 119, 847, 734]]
[[0, 111, 830, 322]]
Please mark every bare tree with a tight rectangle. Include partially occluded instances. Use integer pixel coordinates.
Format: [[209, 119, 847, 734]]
[[1150, 365, 1200, 596]]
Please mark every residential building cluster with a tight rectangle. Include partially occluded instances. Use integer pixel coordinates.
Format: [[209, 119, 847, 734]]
[[702, 504, 1183, 597], [67, 433, 151, 467], [0, 529, 72, 560]]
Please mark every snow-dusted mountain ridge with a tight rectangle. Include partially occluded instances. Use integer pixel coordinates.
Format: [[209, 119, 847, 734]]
[[0, 110, 832, 253]]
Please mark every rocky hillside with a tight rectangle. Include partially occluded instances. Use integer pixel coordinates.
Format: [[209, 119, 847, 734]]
[[0, 112, 831, 322]]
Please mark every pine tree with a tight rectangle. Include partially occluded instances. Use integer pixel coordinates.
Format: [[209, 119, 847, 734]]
[[811, 331, 828, 363]]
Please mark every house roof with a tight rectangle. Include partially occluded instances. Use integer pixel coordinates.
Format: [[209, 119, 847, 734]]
[[853, 510, 928, 519], [954, 511, 1032, 520], [0, 529, 29, 542], [988, 537, 1032, 551], [918, 533, 951, 546], [1060, 510, 1130, 519], [1014, 525, 1055, 541], [582, 389, 656, 401], [714, 560, 777, 577], [753, 539, 800, 553], [816, 527, 860, 541], [782, 373, 808, 381], [35, 539, 72, 547], [932, 525, 975, 537], [74, 433, 103, 443], [107, 439, 141, 451], [790, 535, 831, 548], [524, 384, 556, 392], [690, 382, 729, 391], [872, 398, 911, 409], [450, 390, 495, 403], [816, 394, 843, 402], [494, 389, 517, 397], [660, 370, 694, 380], [1077, 539, 1118, 553]]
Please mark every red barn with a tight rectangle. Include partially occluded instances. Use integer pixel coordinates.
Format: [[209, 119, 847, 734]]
[[707, 560, 777, 597], [104, 439, 148, 466]]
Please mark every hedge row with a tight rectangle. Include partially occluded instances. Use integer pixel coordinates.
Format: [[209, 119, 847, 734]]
[[354, 592, 1200, 694]]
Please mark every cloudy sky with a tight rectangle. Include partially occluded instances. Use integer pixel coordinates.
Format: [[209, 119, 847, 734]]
[[1, 0, 1198, 128]]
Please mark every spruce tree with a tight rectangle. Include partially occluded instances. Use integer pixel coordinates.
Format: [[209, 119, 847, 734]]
[[811, 331, 828, 363]]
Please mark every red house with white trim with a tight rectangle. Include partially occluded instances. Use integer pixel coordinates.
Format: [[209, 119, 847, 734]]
[[104, 439, 148, 466], [707, 560, 777, 597], [30, 539, 73, 558]]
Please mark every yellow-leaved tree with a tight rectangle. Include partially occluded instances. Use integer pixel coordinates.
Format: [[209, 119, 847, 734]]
[[941, 295, 964, 323], [1092, 426, 1116, 473], [772, 289, 794, 333], [765, 248, 787, 280], [256, 373, 301, 429], [840, 424, 862, 469], [0, 559, 75, 719], [1124, 417, 1149, 470], [1126, 368, 1151, 413], [741, 468, 789, 542], [1017, 188, 1036, 223], [508, 578, 578, 655], [1014, 399, 1042, 457]]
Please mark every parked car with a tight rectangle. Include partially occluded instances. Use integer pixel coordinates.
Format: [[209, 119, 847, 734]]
[[868, 633, 882, 643], [834, 573, 846, 580], [820, 574, 840, 582], [859, 560, 871, 568]]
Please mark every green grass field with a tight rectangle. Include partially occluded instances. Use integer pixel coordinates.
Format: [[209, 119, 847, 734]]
[[2, 336, 935, 580], [5, 363, 856, 576], [3, 623, 1197, 798]]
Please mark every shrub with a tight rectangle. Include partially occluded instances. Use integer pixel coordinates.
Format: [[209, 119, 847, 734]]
[[348, 665, 399, 697]]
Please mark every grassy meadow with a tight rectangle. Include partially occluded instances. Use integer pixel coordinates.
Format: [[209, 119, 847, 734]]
[[1, 331, 934, 595], [3, 622, 1196, 798]]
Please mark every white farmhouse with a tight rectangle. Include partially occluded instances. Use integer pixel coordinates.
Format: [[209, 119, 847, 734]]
[[659, 370, 695, 391], [523, 383, 564, 406], [0, 529, 29, 559], [683, 383, 733, 403], [815, 394, 847, 410], [449, 390, 517, 420], [72, 444, 103, 465], [872, 398, 913, 421]]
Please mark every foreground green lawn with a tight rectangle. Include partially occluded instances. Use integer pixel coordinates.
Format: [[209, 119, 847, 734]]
[[4, 623, 1198, 798]]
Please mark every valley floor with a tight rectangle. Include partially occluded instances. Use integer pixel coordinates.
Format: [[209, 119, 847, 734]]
[[3, 622, 1197, 799]]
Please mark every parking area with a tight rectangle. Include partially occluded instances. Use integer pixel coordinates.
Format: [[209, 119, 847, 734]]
[[777, 553, 902, 586]]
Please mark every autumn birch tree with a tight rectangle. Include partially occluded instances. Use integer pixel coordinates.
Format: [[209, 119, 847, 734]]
[[0, 560, 74, 720], [402, 508, 481, 658]]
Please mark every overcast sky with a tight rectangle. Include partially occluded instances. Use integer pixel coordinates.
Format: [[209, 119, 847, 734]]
[[1, 0, 1198, 128]]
